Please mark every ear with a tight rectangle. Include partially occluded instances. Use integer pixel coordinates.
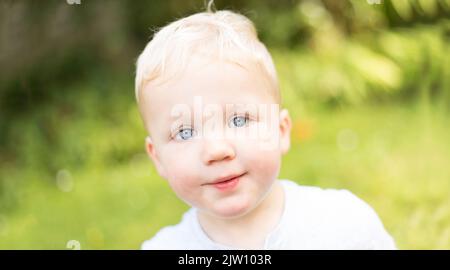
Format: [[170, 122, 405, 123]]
[[279, 109, 292, 155], [145, 136, 167, 179]]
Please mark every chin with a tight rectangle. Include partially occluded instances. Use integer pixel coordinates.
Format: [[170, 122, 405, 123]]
[[211, 198, 255, 219]]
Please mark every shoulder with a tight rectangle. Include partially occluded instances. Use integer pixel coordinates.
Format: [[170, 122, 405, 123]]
[[280, 180, 396, 249], [141, 209, 201, 250]]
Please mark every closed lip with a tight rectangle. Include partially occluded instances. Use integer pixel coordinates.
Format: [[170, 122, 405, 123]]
[[204, 172, 247, 185]]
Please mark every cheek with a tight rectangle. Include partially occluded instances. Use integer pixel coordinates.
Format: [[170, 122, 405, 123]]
[[240, 122, 282, 177], [241, 120, 281, 153], [160, 146, 202, 197], [255, 150, 281, 181], [237, 139, 281, 182]]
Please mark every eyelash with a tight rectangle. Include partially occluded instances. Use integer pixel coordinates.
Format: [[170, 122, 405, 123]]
[[172, 113, 252, 141], [229, 113, 250, 128]]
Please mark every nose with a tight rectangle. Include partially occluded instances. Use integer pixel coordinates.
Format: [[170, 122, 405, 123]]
[[202, 138, 236, 165]]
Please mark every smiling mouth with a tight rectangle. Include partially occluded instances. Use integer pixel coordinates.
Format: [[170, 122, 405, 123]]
[[204, 172, 247, 190], [210, 172, 246, 184]]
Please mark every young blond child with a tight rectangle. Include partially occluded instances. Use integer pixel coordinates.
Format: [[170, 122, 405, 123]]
[[135, 7, 396, 250]]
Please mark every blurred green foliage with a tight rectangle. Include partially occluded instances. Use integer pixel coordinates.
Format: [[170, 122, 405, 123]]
[[0, 0, 449, 249]]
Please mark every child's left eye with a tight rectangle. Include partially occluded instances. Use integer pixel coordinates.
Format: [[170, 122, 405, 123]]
[[229, 115, 249, 128]]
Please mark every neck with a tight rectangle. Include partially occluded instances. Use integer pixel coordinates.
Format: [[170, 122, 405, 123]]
[[197, 180, 285, 249]]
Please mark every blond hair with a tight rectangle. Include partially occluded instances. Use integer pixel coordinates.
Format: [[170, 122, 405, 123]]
[[134, 8, 280, 103]]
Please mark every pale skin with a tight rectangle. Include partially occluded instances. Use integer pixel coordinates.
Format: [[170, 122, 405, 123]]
[[139, 56, 292, 249]]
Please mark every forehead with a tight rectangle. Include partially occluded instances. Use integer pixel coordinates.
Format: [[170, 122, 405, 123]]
[[140, 58, 277, 128]]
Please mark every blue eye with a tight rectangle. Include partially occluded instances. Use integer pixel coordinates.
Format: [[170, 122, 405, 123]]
[[230, 115, 248, 128], [175, 128, 195, 140]]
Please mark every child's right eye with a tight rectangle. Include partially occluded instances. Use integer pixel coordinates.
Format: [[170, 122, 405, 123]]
[[175, 128, 196, 141]]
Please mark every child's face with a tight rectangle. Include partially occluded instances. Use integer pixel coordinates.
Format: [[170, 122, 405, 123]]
[[140, 57, 291, 219]]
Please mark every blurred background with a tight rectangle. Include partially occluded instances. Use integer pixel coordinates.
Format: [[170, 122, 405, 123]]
[[0, 0, 449, 249]]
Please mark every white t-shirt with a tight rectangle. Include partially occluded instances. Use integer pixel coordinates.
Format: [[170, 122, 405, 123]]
[[141, 180, 396, 250]]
